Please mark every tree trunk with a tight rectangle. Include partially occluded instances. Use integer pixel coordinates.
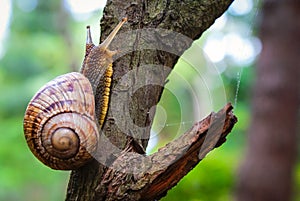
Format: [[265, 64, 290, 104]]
[[66, 0, 236, 200], [236, 1, 300, 201]]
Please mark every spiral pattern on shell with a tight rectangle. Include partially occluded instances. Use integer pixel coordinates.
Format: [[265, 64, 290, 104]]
[[23, 72, 99, 170]]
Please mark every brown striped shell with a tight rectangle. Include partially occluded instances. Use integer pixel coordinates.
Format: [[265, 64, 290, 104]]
[[23, 72, 99, 170]]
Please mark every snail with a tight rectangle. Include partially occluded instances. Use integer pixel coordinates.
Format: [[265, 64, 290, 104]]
[[23, 18, 127, 170]]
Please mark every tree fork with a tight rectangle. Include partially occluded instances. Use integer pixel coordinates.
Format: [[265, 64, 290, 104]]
[[66, 0, 236, 200]]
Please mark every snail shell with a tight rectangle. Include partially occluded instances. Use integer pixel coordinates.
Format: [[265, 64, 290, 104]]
[[23, 72, 99, 170], [23, 18, 127, 170]]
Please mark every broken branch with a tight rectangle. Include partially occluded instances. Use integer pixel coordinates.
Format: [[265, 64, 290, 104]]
[[98, 103, 237, 201]]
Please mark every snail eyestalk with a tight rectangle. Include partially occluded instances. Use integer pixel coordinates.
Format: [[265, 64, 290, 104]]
[[99, 17, 127, 50], [86, 25, 93, 45]]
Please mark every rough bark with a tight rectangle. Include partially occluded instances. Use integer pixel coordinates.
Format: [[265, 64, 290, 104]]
[[66, 0, 235, 200], [98, 103, 237, 200], [236, 1, 300, 201]]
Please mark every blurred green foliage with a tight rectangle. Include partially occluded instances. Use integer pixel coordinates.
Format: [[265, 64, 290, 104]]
[[0, 1, 88, 200], [0, 0, 299, 201]]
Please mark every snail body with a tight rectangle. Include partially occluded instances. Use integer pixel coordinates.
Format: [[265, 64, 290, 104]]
[[23, 18, 127, 170]]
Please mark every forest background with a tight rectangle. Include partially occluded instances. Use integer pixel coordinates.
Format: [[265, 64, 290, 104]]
[[0, 0, 299, 201]]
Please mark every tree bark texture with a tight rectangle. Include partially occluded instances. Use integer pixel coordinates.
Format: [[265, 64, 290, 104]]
[[236, 1, 300, 201], [66, 0, 235, 200]]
